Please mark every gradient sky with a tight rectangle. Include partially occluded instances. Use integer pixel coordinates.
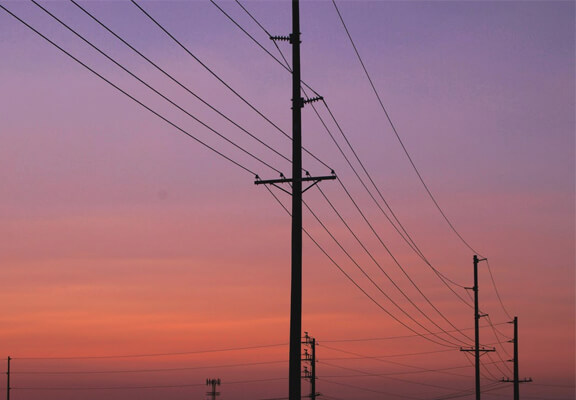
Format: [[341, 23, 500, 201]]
[[0, 1, 574, 399]]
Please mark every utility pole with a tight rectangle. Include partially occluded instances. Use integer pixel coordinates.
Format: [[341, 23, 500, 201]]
[[302, 332, 318, 399], [205, 378, 221, 400], [460, 255, 494, 400], [501, 317, 532, 400], [255, 1, 335, 399], [6, 357, 10, 400]]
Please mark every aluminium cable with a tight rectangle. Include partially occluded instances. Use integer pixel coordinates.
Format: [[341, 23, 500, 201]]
[[486, 259, 514, 320], [13, 343, 287, 360], [32, 0, 282, 176], [320, 99, 473, 295], [263, 186, 461, 349], [331, 0, 483, 257], [0, 4, 259, 178], [234, 0, 291, 71], [14, 360, 287, 375], [70, 0, 294, 171], [302, 198, 465, 348], [321, 321, 509, 343], [317, 360, 470, 392], [14, 377, 286, 391], [319, 345, 471, 379], [320, 376, 424, 400], [316, 183, 473, 346], [130, 0, 332, 173], [322, 180, 474, 344]]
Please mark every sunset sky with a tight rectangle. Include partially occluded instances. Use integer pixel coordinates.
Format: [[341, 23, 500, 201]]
[[0, 1, 574, 399]]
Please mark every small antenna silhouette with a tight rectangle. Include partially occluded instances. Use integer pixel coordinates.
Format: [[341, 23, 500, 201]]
[[206, 378, 221, 400]]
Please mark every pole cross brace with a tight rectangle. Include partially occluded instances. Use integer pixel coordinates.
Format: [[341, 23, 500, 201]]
[[460, 347, 495, 353], [501, 378, 533, 383], [255, 174, 336, 195]]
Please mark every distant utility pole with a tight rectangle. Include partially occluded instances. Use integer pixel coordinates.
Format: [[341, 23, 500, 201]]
[[501, 316, 532, 400], [205, 378, 221, 400], [302, 332, 318, 399], [460, 255, 495, 400], [255, 0, 335, 399], [6, 356, 10, 400]]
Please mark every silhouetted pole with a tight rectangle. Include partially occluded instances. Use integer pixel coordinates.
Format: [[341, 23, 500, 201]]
[[461, 255, 494, 400], [302, 332, 317, 399], [311, 337, 316, 399], [474, 255, 482, 400], [501, 317, 532, 399], [289, 1, 303, 398], [205, 378, 221, 400], [255, 1, 334, 397], [6, 357, 10, 400]]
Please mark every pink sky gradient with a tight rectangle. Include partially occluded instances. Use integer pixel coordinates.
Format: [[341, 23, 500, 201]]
[[0, 1, 574, 399]]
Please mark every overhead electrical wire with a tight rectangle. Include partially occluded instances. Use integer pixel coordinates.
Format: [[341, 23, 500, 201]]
[[320, 344, 471, 378], [319, 377, 424, 399], [302, 198, 465, 348], [263, 186, 460, 349], [130, 0, 333, 173], [14, 377, 286, 391], [486, 259, 514, 320], [14, 360, 286, 375], [69, 0, 293, 170], [331, 0, 482, 256], [0, 4, 259, 177], [316, 183, 473, 345], [31, 0, 283, 176], [317, 360, 470, 392], [321, 321, 509, 343], [13, 343, 287, 360]]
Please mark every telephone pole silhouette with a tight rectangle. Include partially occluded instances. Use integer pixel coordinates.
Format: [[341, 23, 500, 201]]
[[501, 316, 532, 400], [302, 332, 318, 400], [460, 255, 495, 400], [206, 378, 221, 400], [6, 356, 10, 400], [255, 1, 334, 399]]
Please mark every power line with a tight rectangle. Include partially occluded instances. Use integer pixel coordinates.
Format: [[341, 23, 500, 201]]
[[32, 0, 283, 176], [302, 197, 463, 348], [14, 377, 286, 391], [319, 376, 424, 399], [264, 186, 459, 349], [316, 183, 472, 346], [0, 3, 258, 177], [330, 0, 482, 256], [130, 0, 332, 173], [69, 0, 294, 171], [319, 345, 472, 378], [14, 360, 286, 375], [234, 0, 291, 70], [318, 359, 470, 392], [321, 321, 510, 343], [13, 343, 286, 360], [486, 260, 514, 320]]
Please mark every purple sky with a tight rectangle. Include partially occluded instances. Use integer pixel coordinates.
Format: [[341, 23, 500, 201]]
[[0, 1, 574, 399]]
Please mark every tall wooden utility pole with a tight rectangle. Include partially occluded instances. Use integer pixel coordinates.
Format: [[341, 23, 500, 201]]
[[255, 1, 334, 398], [461, 255, 494, 400], [6, 356, 10, 400], [501, 317, 532, 400]]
